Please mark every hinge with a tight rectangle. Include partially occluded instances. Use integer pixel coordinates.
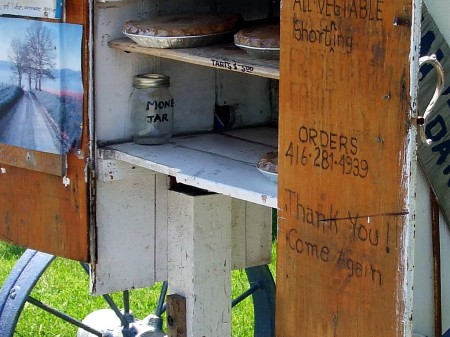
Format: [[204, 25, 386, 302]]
[[88, 165, 97, 264]]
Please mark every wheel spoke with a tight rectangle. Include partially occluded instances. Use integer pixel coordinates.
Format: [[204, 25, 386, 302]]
[[232, 282, 262, 308], [26, 296, 103, 337], [102, 293, 129, 328], [2, 248, 276, 337], [79, 262, 130, 328], [123, 290, 130, 314], [245, 265, 276, 337], [155, 281, 168, 317], [80, 262, 89, 275]]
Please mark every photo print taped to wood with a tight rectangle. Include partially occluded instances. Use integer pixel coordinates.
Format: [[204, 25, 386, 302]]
[[0, 17, 83, 155]]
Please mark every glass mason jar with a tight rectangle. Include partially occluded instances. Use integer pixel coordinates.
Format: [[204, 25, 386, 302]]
[[130, 74, 174, 145]]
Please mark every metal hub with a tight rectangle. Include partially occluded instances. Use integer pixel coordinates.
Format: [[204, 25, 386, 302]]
[[76, 310, 166, 337]]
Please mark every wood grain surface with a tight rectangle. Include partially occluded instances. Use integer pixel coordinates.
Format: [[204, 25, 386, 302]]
[[276, 0, 414, 336]]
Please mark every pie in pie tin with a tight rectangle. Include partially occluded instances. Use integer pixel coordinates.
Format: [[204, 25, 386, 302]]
[[123, 13, 242, 49], [257, 151, 278, 183]]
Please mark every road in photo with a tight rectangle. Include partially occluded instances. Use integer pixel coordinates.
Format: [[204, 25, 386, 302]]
[[0, 91, 62, 153]]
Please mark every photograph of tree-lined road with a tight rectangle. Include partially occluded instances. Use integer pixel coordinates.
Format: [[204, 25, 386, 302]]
[[0, 17, 83, 154]]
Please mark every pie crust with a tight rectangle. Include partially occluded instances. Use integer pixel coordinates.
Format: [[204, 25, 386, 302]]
[[234, 22, 280, 49], [257, 151, 278, 174], [123, 13, 242, 37]]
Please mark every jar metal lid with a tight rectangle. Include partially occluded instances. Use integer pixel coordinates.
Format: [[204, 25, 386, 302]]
[[133, 74, 170, 88]]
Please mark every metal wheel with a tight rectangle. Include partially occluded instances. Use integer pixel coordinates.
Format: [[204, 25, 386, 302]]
[[0, 249, 275, 337]]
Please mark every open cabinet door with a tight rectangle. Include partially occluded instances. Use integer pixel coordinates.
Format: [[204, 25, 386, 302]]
[[0, 0, 91, 262], [277, 0, 420, 336]]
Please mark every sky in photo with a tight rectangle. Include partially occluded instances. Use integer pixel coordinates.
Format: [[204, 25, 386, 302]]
[[0, 17, 82, 71]]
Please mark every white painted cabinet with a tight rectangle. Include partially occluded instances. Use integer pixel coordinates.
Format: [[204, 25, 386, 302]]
[[91, 1, 279, 335]]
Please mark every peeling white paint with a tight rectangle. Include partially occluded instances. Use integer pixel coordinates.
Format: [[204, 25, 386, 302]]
[[0, 167, 6, 174], [402, 0, 422, 335]]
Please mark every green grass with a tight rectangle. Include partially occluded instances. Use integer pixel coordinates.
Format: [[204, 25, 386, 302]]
[[0, 241, 276, 336]]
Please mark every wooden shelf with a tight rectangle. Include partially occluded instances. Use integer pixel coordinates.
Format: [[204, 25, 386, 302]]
[[97, 127, 278, 208], [109, 38, 280, 80]]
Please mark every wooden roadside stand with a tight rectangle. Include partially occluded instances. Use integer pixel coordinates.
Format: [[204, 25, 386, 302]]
[[1, 0, 450, 336]]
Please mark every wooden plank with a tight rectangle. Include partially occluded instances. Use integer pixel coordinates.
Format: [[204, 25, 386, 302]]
[[98, 128, 278, 207], [242, 201, 273, 267], [0, 144, 66, 176], [92, 164, 157, 295], [276, 1, 418, 337], [231, 199, 272, 270], [167, 188, 232, 337], [0, 0, 90, 261], [155, 173, 169, 282], [109, 39, 280, 80], [166, 294, 187, 337]]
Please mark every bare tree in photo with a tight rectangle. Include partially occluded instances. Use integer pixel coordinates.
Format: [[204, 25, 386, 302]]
[[24, 22, 56, 91], [8, 39, 27, 88], [7, 22, 58, 91]]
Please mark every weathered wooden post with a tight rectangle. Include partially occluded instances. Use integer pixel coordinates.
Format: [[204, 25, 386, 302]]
[[277, 0, 421, 336]]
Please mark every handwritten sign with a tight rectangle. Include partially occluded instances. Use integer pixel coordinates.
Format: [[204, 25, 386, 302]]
[[277, 0, 414, 336], [292, 0, 384, 54], [418, 5, 450, 224], [284, 125, 369, 178], [210, 59, 254, 74], [0, 0, 62, 19]]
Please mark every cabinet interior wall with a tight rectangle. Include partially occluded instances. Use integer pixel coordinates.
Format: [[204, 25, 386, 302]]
[[94, 0, 280, 144]]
